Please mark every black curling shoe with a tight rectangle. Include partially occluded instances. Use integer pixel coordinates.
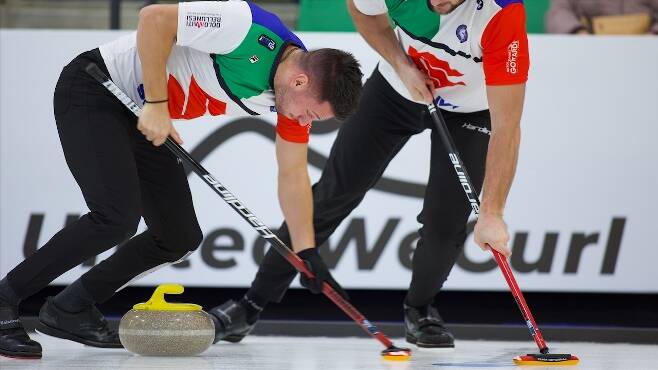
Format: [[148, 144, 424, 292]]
[[404, 303, 455, 348], [0, 304, 42, 359], [35, 297, 122, 348], [208, 300, 257, 344]]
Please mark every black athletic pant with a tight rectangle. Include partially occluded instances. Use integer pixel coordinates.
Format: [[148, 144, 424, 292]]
[[5, 49, 202, 304], [248, 69, 490, 308]]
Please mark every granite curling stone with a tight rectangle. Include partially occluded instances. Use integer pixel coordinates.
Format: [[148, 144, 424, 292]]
[[119, 284, 215, 356]]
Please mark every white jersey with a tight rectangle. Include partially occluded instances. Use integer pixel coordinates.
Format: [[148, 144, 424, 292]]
[[99, 1, 311, 143], [354, 0, 530, 113]]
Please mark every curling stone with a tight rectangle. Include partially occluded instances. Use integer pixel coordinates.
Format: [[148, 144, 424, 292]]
[[119, 284, 214, 356]]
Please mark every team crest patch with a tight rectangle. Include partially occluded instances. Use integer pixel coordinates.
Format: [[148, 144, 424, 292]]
[[258, 34, 276, 51], [456, 24, 468, 43], [249, 55, 259, 63]]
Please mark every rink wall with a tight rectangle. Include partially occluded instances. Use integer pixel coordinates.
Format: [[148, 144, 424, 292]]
[[1, 30, 656, 293]]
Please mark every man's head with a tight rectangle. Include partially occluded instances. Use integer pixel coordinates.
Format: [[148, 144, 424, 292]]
[[429, 0, 466, 14], [273, 48, 363, 125]]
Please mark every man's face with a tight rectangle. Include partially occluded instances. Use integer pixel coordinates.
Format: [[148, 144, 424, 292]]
[[429, 0, 466, 14], [274, 74, 334, 126]]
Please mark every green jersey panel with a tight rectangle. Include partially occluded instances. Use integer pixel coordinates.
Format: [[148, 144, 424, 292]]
[[385, 0, 440, 39], [213, 24, 285, 100]]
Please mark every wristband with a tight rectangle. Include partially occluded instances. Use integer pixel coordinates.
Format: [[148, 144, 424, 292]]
[[145, 99, 168, 104]]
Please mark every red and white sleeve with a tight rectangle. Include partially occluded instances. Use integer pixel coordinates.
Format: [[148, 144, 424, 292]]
[[481, 3, 530, 85], [276, 114, 311, 144]]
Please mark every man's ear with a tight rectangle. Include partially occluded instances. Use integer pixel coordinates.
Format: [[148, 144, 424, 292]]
[[291, 73, 309, 89]]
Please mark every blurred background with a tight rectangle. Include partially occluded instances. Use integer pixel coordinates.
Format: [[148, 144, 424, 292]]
[[1, 0, 656, 344], [0, 0, 564, 33]]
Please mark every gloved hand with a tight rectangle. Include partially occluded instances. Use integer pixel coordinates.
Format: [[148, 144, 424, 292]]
[[297, 248, 349, 301]]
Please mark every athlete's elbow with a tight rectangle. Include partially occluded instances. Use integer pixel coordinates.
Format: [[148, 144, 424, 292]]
[[138, 4, 177, 39], [139, 4, 162, 24], [139, 5, 174, 28]]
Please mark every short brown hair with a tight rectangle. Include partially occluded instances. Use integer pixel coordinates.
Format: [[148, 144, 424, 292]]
[[300, 48, 363, 121]]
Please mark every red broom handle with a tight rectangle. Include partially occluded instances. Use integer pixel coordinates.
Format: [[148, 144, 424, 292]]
[[493, 250, 549, 353]]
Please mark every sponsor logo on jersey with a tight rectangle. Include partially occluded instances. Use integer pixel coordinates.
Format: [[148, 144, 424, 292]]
[[186, 13, 221, 28], [435, 96, 460, 110], [456, 24, 468, 43], [477, 0, 484, 10], [249, 55, 260, 64], [408, 47, 466, 88], [258, 34, 277, 51], [507, 40, 519, 74]]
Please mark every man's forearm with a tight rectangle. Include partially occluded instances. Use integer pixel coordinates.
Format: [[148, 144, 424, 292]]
[[278, 171, 315, 253], [480, 126, 521, 215], [347, 0, 409, 71], [480, 84, 525, 216], [137, 5, 177, 101]]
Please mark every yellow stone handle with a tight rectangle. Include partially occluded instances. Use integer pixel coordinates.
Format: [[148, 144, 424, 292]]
[[153, 283, 184, 297], [133, 283, 202, 311]]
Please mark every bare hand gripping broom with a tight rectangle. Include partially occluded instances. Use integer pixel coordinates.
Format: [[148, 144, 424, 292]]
[[426, 102, 579, 366]]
